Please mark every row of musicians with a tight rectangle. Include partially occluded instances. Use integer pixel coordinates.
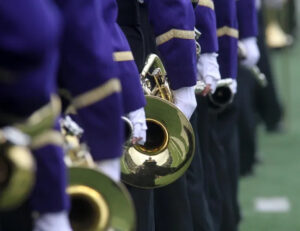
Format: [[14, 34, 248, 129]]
[[0, 0, 259, 230]]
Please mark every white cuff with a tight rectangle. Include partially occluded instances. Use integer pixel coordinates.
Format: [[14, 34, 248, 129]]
[[128, 107, 147, 145], [33, 211, 72, 231], [197, 53, 221, 80], [197, 53, 221, 94], [205, 75, 219, 94], [96, 158, 121, 182], [240, 37, 260, 68], [229, 79, 237, 95], [173, 86, 197, 120]]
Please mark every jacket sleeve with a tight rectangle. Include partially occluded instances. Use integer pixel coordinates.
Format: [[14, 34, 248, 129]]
[[214, 0, 238, 79], [56, 0, 124, 161], [0, 0, 61, 71], [195, 0, 219, 54], [145, 0, 197, 90], [103, 0, 146, 114], [236, 0, 258, 39], [0, 0, 62, 118]]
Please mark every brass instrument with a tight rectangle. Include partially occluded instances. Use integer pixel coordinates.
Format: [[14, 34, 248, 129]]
[[0, 96, 61, 210], [61, 117, 136, 231], [122, 116, 133, 144], [0, 127, 35, 210], [195, 28, 202, 57], [121, 54, 195, 189], [208, 79, 234, 110], [265, 6, 293, 49], [196, 78, 234, 111]]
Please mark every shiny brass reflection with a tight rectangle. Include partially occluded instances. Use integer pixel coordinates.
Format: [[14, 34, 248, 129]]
[[121, 54, 195, 189], [135, 118, 169, 155], [0, 140, 35, 210], [68, 167, 136, 231], [121, 96, 195, 189], [68, 185, 110, 231], [61, 117, 136, 231]]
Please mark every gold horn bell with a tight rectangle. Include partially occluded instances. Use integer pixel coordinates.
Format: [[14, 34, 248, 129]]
[[0, 128, 35, 210], [121, 54, 195, 189], [68, 167, 135, 231], [61, 117, 136, 231], [0, 97, 61, 210]]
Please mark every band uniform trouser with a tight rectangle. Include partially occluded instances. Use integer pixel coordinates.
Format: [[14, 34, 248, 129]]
[[255, 9, 283, 131], [216, 97, 240, 231], [117, 2, 154, 231], [118, 1, 199, 230], [196, 96, 222, 231], [187, 109, 216, 231], [237, 64, 258, 176]]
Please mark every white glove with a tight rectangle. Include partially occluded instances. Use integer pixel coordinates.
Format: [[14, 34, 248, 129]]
[[173, 86, 197, 120], [128, 107, 147, 145], [96, 158, 121, 182], [229, 79, 238, 95], [197, 53, 221, 93], [240, 37, 260, 68], [256, 0, 262, 9], [33, 211, 72, 231]]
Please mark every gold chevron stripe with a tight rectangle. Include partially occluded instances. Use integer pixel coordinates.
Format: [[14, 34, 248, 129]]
[[113, 51, 134, 62], [217, 26, 239, 38], [73, 78, 121, 110], [156, 29, 195, 46], [31, 130, 64, 149], [198, 0, 214, 10]]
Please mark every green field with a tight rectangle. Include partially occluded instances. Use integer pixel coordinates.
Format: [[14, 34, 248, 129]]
[[239, 15, 300, 231]]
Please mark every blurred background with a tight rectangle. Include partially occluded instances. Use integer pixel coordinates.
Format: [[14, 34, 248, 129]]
[[239, 1, 300, 230]]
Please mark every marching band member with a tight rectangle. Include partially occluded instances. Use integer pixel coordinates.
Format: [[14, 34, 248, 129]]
[[116, 2, 156, 230], [214, 0, 259, 230], [117, 0, 198, 230], [214, 0, 240, 230], [101, 0, 147, 146], [0, 0, 72, 230], [236, 0, 260, 223], [54, 0, 125, 182], [237, 0, 262, 177], [235, 0, 260, 228], [142, 1, 198, 231], [187, 1, 221, 231]]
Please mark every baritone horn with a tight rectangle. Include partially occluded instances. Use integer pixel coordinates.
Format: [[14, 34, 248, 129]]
[[0, 127, 35, 210], [121, 54, 195, 189], [0, 96, 61, 210], [61, 116, 136, 231]]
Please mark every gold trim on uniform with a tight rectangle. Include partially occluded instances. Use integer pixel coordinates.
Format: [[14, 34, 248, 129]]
[[156, 29, 195, 46], [217, 26, 239, 38], [113, 51, 134, 62], [73, 78, 121, 110], [16, 95, 61, 136], [31, 130, 64, 149], [198, 0, 214, 10]]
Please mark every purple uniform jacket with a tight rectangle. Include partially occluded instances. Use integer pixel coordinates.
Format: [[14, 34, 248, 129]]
[[55, 0, 123, 161], [0, 1, 69, 213], [195, 0, 219, 54], [0, 0, 61, 119], [145, 0, 197, 90], [214, 0, 238, 79], [236, 0, 258, 39], [0, 0, 61, 72], [102, 0, 146, 114]]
